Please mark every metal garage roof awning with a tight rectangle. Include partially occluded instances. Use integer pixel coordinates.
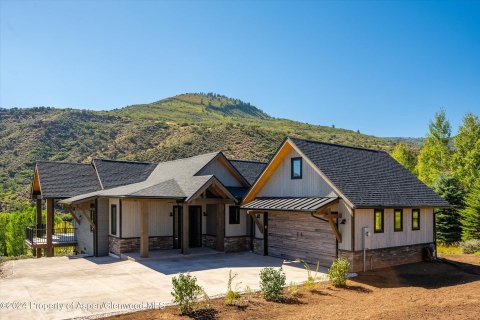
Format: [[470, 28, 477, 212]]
[[241, 197, 338, 212]]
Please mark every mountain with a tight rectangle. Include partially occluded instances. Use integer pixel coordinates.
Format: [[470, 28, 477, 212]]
[[0, 92, 408, 211]]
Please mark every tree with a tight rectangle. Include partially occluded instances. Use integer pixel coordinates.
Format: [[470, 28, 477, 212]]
[[433, 174, 464, 243], [391, 143, 417, 174], [452, 113, 480, 188], [416, 109, 452, 186], [460, 178, 480, 241]]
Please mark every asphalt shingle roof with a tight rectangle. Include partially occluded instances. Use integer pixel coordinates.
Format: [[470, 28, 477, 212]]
[[229, 160, 267, 185], [289, 137, 450, 208], [93, 159, 157, 189], [36, 162, 101, 199]]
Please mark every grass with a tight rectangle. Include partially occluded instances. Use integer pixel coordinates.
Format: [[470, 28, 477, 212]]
[[437, 243, 463, 255]]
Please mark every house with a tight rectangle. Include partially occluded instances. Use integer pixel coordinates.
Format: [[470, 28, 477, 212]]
[[29, 137, 449, 272], [241, 137, 450, 271], [29, 153, 266, 258]]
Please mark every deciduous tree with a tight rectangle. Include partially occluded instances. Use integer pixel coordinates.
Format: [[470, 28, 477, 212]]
[[452, 113, 480, 188], [391, 143, 417, 174]]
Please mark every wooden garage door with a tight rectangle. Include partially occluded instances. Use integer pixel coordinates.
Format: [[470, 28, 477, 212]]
[[268, 211, 336, 266]]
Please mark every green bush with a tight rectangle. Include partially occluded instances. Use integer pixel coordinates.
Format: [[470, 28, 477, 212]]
[[328, 258, 350, 287], [460, 239, 480, 254], [171, 273, 203, 314], [259, 267, 286, 301]]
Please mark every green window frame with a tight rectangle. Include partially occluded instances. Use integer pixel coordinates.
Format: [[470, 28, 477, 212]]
[[412, 209, 420, 230], [394, 209, 403, 232], [291, 157, 302, 179], [229, 206, 240, 224], [111, 204, 117, 236], [374, 209, 384, 233]]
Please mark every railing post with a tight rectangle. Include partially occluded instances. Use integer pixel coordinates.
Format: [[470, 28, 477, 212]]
[[46, 198, 54, 257]]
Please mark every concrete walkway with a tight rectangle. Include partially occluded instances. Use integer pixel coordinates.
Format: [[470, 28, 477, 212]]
[[0, 252, 329, 320]]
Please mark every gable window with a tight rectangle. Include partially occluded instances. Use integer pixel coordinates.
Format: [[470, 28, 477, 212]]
[[229, 206, 240, 224], [111, 204, 117, 236], [374, 209, 384, 233], [394, 209, 403, 232], [412, 209, 420, 230], [291, 157, 302, 179]]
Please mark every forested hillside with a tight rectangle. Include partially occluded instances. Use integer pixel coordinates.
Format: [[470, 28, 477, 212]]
[[0, 93, 399, 210]]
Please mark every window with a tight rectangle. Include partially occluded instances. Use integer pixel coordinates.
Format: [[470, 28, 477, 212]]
[[412, 209, 420, 230], [291, 157, 302, 179], [394, 209, 403, 232], [374, 209, 384, 233], [229, 206, 240, 224], [111, 204, 117, 236]]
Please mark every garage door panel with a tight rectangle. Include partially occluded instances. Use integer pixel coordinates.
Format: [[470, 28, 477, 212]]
[[268, 211, 336, 266]]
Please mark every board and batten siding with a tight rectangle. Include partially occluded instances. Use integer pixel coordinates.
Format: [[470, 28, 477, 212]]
[[337, 199, 352, 251], [354, 208, 434, 251], [96, 198, 110, 256], [258, 149, 336, 198], [225, 205, 249, 237], [75, 202, 94, 255], [120, 200, 175, 238], [197, 158, 242, 187]]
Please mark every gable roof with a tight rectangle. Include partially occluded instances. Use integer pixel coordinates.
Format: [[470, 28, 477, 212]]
[[92, 158, 157, 189], [229, 160, 267, 185], [287, 137, 450, 208], [35, 162, 101, 199], [60, 152, 239, 205]]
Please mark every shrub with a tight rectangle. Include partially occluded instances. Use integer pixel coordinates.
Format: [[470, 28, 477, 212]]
[[328, 258, 350, 287], [171, 273, 203, 314], [259, 267, 286, 301], [225, 270, 241, 305], [460, 239, 480, 254], [286, 281, 299, 298]]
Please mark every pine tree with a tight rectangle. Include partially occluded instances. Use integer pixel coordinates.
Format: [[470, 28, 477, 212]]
[[391, 143, 417, 174], [452, 113, 480, 189], [460, 178, 480, 241], [433, 174, 464, 243], [416, 109, 452, 186]]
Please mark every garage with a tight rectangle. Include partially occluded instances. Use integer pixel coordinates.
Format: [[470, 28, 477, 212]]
[[267, 211, 336, 266]]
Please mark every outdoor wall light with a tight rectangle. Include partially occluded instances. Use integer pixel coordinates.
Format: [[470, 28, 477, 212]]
[[256, 214, 260, 219], [340, 219, 346, 224], [203, 212, 207, 217], [169, 212, 173, 217]]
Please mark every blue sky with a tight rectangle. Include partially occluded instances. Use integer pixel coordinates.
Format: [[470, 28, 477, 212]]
[[1, 1, 479, 137]]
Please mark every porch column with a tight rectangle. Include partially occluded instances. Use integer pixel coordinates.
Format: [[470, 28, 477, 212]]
[[216, 204, 225, 251], [46, 198, 54, 257], [140, 201, 149, 258], [35, 196, 42, 258], [181, 204, 189, 254]]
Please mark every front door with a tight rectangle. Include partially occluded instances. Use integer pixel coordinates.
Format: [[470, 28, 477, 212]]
[[189, 206, 202, 248], [172, 206, 182, 249]]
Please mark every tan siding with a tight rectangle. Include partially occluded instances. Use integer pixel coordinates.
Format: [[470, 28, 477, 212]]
[[197, 158, 242, 187], [225, 205, 248, 237], [258, 149, 336, 197], [337, 199, 353, 251], [354, 208, 434, 250], [121, 199, 175, 237]]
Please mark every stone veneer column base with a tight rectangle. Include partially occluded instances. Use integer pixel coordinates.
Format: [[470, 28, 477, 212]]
[[224, 236, 251, 252], [202, 235, 217, 249], [108, 236, 173, 255], [338, 243, 434, 272], [252, 238, 264, 255]]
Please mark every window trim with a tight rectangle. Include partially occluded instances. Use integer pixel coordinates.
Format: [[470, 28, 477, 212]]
[[229, 205, 240, 225], [394, 209, 403, 232], [291, 157, 303, 179], [412, 208, 420, 231], [374, 209, 384, 233], [111, 204, 117, 236]]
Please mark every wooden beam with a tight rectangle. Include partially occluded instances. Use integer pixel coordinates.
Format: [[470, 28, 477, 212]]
[[66, 207, 81, 225], [82, 208, 96, 230], [140, 201, 149, 258], [45, 198, 54, 257], [181, 204, 189, 254], [247, 211, 264, 234], [328, 216, 342, 243], [216, 204, 225, 251], [189, 198, 236, 205]]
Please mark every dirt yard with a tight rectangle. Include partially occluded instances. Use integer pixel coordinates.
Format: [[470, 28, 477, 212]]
[[106, 254, 480, 320]]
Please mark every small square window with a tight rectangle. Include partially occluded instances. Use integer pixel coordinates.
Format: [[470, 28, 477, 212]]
[[394, 209, 403, 232], [374, 209, 384, 233], [291, 157, 302, 179], [412, 209, 420, 230], [229, 206, 240, 224]]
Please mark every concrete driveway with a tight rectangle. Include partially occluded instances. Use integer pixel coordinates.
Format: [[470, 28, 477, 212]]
[[0, 251, 328, 319]]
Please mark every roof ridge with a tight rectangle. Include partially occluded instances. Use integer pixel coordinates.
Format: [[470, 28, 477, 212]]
[[36, 160, 91, 165], [93, 158, 156, 165], [157, 151, 221, 165], [288, 136, 382, 153], [229, 159, 267, 164]]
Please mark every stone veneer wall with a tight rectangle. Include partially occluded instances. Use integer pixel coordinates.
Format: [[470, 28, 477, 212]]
[[109, 236, 173, 255], [202, 235, 217, 249], [224, 236, 250, 252], [252, 238, 264, 255], [338, 243, 433, 272]]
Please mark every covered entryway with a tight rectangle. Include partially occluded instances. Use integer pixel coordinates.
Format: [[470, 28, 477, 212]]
[[243, 197, 342, 267]]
